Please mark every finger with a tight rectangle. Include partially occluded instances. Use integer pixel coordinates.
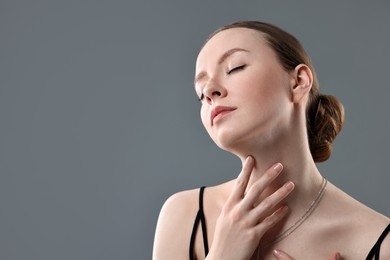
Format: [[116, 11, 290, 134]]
[[242, 162, 283, 209], [272, 249, 294, 260], [329, 252, 341, 260], [229, 156, 255, 202], [250, 181, 294, 220], [255, 205, 289, 237]]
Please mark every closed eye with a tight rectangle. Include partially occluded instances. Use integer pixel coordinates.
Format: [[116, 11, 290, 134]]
[[227, 65, 246, 75]]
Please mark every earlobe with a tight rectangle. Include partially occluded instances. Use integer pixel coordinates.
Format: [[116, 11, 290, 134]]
[[291, 64, 313, 103]]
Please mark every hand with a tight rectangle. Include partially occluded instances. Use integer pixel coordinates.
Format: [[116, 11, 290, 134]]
[[206, 156, 295, 260], [273, 249, 341, 260]]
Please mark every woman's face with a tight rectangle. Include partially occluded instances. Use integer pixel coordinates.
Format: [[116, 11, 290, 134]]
[[195, 28, 294, 151]]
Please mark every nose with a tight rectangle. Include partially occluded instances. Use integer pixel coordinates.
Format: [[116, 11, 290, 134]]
[[203, 79, 227, 104]]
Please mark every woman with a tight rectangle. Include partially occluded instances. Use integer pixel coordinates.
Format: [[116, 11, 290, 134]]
[[153, 21, 389, 259]]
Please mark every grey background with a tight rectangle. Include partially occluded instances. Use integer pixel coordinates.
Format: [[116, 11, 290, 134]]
[[1, 1, 389, 259]]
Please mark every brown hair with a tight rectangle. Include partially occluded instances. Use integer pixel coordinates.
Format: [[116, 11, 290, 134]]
[[206, 21, 344, 162]]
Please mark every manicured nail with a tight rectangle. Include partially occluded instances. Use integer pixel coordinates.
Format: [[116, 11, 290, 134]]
[[273, 163, 283, 173], [284, 181, 295, 191], [273, 249, 282, 257], [245, 156, 254, 167]]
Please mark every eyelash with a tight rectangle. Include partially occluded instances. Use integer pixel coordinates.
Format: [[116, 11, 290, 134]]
[[227, 64, 246, 75], [197, 65, 246, 102]]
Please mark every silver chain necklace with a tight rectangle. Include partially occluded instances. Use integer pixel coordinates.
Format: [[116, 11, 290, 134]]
[[256, 176, 327, 259]]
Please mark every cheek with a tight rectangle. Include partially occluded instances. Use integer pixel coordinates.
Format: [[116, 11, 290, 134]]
[[200, 107, 209, 130], [250, 70, 290, 105]]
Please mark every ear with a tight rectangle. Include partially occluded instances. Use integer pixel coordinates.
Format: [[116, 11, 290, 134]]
[[291, 64, 313, 103]]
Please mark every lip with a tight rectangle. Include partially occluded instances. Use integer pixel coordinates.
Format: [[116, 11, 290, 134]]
[[211, 106, 237, 125]]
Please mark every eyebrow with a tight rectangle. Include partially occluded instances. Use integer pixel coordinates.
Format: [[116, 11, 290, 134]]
[[194, 48, 249, 85]]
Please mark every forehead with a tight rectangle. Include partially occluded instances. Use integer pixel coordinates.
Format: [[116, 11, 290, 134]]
[[196, 28, 269, 69]]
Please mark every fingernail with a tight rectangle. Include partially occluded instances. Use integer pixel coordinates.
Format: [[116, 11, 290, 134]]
[[284, 181, 295, 191], [273, 163, 283, 173], [273, 249, 282, 257], [335, 252, 340, 260]]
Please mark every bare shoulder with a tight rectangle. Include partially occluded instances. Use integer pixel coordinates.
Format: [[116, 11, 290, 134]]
[[153, 181, 233, 260], [357, 207, 390, 259], [323, 183, 390, 257], [325, 182, 388, 223], [153, 188, 200, 260]]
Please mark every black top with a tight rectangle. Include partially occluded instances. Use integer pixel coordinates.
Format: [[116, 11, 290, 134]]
[[189, 186, 390, 260]]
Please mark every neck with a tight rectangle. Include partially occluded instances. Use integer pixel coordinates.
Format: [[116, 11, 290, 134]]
[[240, 136, 323, 208], [226, 115, 325, 236]]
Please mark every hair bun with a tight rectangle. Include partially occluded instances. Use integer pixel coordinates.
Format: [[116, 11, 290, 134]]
[[307, 94, 345, 162]]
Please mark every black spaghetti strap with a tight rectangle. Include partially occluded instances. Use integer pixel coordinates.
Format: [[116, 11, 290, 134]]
[[198, 186, 209, 255], [189, 211, 201, 260], [189, 186, 209, 260], [366, 223, 390, 260]]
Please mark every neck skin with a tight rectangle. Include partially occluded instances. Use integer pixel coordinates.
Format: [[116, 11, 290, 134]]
[[225, 104, 325, 240]]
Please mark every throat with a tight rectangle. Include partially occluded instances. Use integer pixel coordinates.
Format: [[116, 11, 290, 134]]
[[258, 176, 328, 251]]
